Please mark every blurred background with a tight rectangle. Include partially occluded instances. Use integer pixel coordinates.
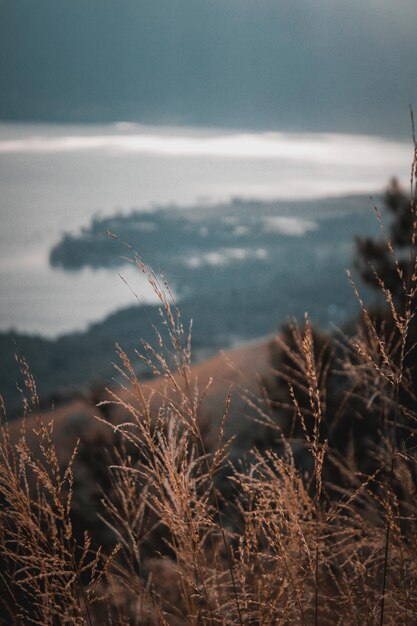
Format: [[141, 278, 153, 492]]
[[1, 0, 416, 415]]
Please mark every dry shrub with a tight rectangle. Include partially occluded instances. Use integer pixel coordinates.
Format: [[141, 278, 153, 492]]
[[0, 369, 120, 625], [1, 140, 417, 624]]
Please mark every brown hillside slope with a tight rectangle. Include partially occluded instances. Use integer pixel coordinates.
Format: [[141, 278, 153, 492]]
[[9, 339, 273, 456]]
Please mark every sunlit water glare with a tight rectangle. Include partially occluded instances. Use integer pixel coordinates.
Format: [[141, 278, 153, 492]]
[[0, 123, 413, 336]]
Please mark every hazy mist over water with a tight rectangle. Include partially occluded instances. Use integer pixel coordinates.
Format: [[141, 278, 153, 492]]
[[1, 1, 417, 339], [0, 123, 414, 336], [1, 1, 417, 137]]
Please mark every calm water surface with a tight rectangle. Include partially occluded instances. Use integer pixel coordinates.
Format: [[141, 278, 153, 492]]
[[0, 123, 412, 336]]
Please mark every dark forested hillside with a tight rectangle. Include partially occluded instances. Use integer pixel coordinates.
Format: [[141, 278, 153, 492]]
[[1, 194, 379, 417]]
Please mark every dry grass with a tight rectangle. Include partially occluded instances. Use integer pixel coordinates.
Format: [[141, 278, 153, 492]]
[[1, 141, 417, 624]]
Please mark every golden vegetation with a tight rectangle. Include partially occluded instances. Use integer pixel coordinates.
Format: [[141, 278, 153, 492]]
[[1, 141, 417, 625]]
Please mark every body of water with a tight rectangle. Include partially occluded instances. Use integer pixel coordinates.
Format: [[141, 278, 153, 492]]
[[0, 122, 413, 337]]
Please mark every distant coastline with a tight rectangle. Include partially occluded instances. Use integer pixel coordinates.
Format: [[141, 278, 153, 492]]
[[1, 193, 381, 417]]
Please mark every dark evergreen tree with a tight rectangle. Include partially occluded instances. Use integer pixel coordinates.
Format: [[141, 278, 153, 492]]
[[266, 172, 417, 486], [355, 177, 415, 301]]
